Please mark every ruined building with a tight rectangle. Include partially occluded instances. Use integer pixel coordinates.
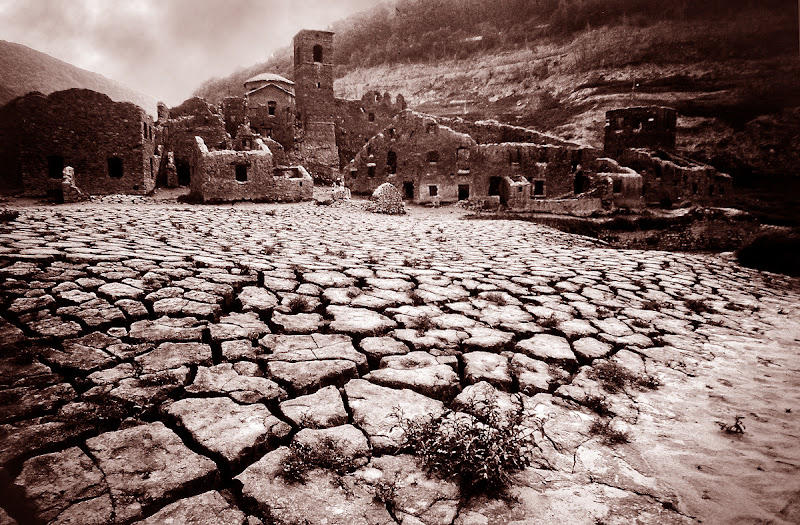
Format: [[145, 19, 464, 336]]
[[345, 110, 643, 212], [0, 89, 158, 198], [345, 105, 731, 213], [606, 107, 732, 207]]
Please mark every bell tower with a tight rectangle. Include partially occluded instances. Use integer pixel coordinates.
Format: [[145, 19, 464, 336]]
[[292, 29, 338, 181]]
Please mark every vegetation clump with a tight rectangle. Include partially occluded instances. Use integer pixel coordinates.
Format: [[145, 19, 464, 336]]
[[588, 361, 659, 393], [589, 418, 631, 445], [396, 394, 539, 495], [280, 438, 359, 483]]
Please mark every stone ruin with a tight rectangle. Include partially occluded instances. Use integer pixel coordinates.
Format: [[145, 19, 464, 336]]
[[59, 166, 88, 204], [368, 182, 405, 214]]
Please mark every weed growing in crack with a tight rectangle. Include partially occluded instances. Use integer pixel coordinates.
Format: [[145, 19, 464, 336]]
[[287, 295, 311, 314], [395, 393, 540, 495], [409, 314, 434, 335], [589, 418, 630, 445], [279, 438, 359, 483], [583, 394, 614, 417], [588, 361, 659, 393], [631, 318, 650, 329], [483, 292, 508, 305], [366, 254, 379, 265], [716, 416, 745, 434], [263, 244, 276, 255], [408, 290, 425, 306], [685, 298, 712, 314], [346, 287, 360, 299], [538, 316, 558, 329]]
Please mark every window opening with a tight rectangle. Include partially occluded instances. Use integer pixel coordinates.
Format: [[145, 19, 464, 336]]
[[428, 185, 438, 197], [268, 101, 276, 116], [313, 44, 323, 63], [108, 157, 123, 178], [47, 155, 64, 179], [235, 164, 248, 182], [386, 151, 397, 174]]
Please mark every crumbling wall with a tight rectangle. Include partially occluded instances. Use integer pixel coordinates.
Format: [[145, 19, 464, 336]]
[[190, 137, 311, 203], [0, 89, 157, 197], [604, 106, 677, 158], [618, 148, 732, 206], [334, 91, 406, 169], [221, 97, 246, 138], [346, 111, 600, 207], [440, 116, 579, 146], [160, 97, 228, 187]]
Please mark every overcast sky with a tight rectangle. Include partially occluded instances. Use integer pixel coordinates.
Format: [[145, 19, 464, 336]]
[[0, 0, 383, 105]]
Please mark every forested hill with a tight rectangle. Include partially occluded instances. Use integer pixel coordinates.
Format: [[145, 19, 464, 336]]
[[0, 40, 159, 116]]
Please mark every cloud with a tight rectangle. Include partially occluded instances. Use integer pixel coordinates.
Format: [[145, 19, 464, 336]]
[[0, 0, 382, 105]]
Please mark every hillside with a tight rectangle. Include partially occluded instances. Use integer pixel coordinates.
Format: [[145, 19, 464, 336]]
[[0, 40, 159, 116]]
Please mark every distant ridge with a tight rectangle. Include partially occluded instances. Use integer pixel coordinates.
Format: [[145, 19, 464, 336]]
[[0, 40, 159, 116]]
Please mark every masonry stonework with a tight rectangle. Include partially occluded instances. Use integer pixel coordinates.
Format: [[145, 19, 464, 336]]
[[0, 89, 158, 197]]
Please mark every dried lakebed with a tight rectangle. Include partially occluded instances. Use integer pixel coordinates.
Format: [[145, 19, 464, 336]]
[[0, 201, 798, 525]]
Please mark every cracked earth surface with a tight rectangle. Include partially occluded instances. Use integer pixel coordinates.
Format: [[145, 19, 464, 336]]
[[0, 199, 798, 524]]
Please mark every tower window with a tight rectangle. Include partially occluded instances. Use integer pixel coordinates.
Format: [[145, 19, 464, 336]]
[[108, 157, 123, 178], [426, 151, 439, 163], [268, 101, 276, 116], [387, 151, 397, 174], [368, 112, 375, 122], [313, 44, 323, 63]]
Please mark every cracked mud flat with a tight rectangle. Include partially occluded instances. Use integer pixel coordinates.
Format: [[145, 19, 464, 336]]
[[0, 198, 798, 524]]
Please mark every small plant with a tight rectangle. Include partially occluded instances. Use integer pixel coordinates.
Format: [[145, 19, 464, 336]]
[[724, 301, 744, 312], [583, 394, 614, 417], [396, 393, 538, 495], [280, 438, 359, 483], [588, 361, 658, 393], [407, 290, 425, 306], [641, 300, 662, 311], [220, 244, 232, 252], [402, 257, 418, 267], [631, 318, 649, 329], [483, 292, 508, 306], [684, 298, 712, 314], [287, 295, 311, 314], [716, 416, 745, 434], [263, 244, 276, 255], [589, 418, 630, 445], [346, 287, 360, 299], [409, 314, 434, 335], [370, 475, 400, 511], [366, 254, 379, 264], [538, 316, 557, 329]]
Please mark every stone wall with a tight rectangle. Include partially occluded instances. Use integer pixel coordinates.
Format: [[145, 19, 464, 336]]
[[604, 106, 677, 158], [346, 111, 598, 207], [618, 148, 732, 207], [334, 91, 406, 169], [190, 137, 312, 204], [0, 89, 158, 197], [160, 97, 228, 187], [440, 116, 579, 147], [221, 97, 246, 138], [246, 85, 295, 151]]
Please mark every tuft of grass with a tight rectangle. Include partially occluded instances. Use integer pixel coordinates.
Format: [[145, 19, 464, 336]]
[[408, 290, 425, 306], [641, 299, 663, 311], [589, 418, 630, 446], [588, 361, 659, 393], [396, 393, 539, 495], [280, 438, 359, 483], [538, 316, 558, 329], [583, 394, 614, 417], [483, 292, 508, 306], [263, 244, 276, 255], [287, 295, 311, 314], [684, 298, 712, 314], [409, 314, 434, 335]]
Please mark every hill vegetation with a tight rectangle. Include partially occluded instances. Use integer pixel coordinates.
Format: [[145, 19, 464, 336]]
[[0, 40, 159, 116]]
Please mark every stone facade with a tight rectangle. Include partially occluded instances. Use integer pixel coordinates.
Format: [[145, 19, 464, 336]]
[[345, 110, 598, 209], [189, 136, 312, 204], [617, 148, 732, 207], [221, 97, 246, 138], [334, 91, 406, 171], [158, 97, 228, 187], [243, 74, 296, 151], [0, 89, 158, 197], [604, 106, 677, 158]]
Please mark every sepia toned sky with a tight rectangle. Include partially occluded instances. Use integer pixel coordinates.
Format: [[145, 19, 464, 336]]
[[0, 0, 383, 105]]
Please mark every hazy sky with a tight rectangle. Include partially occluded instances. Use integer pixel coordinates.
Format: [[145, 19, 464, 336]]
[[0, 0, 383, 105]]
